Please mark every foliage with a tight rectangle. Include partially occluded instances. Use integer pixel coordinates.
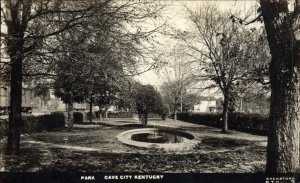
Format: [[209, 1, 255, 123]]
[[1, 0, 166, 154], [133, 84, 165, 115], [92, 79, 120, 112], [115, 78, 137, 111]]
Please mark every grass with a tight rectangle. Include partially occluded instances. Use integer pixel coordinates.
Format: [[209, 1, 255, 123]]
[[0, 120, 267, 173]]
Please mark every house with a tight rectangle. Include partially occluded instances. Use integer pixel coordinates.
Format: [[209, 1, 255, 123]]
[[0, 85, 34, 113], [193, 97, 218, 113]]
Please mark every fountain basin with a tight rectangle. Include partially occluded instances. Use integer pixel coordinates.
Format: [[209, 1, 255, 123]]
[[116, 128, 199, 151]]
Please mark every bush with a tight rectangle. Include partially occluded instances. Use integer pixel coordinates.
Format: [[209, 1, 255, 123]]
[[107, 111, 133, 118], [22, 112, 65, 133], [86, 111, 96, 120], [0, 118, 8, 139], [95, 111, 103, 118], [0, 113, 65, 138], [177, 112, 222, 127], [228, 113, 269, 134], [74, 111, 84, 124], [50, 112, 65, 129], [177, 112, 269, 135], [147, 113, 161, 118]]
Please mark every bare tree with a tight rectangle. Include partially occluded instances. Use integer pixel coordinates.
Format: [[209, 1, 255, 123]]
[[177, 5, 269, 132], [159, 45, 197, 120]]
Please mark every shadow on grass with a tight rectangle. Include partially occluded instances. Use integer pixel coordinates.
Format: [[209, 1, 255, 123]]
[[1, 143, 44, 171], [200, 137, 252, 148]]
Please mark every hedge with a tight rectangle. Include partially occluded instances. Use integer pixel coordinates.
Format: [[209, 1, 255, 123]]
[[147, 113, 162, 118], [228, 113, 269, 133], [176, 112, 269, 135], [107, 111, 133, 118], [22, 112, 65, 133], [86, 111, 96, 120], [0, 112, 65, 139], [74, 111, 84, 124], [0, 118, 8, 139]]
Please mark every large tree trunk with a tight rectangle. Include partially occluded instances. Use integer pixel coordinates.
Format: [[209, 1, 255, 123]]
[[4, 0, 30, 155], [260, 0, 300, 173], [6, 50, 23, 155]]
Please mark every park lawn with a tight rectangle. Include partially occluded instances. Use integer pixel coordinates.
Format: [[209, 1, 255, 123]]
[[0, 121, 267, 173]]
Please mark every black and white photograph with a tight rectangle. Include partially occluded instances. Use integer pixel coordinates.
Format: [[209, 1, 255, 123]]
[[0, 0, 299, 182]]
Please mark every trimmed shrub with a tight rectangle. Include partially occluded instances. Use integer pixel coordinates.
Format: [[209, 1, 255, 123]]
[[177, 112, 222, 127], [107, 111, 133, 118], [74, 111, 84, 124], [228, 113, 269, 134], [22, 112, 65, 133], [95, 111, 104, 119], [49, 112, 65, 129], [147, 113, 161, 118], [177, 112, 269, 135], [86, 111, 96, 120], [0, 118, 8, 139], [1, 113, 65, 138]]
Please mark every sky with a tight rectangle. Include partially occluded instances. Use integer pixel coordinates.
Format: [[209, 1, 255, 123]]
[[1, 0, 260, 96], [134, 0, 260, 94]]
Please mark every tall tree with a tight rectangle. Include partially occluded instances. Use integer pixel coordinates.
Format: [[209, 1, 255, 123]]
[[1, 0, 101, 154], [53, 48, 89, 130], [133, 84, 164, 126], [258, 0, 300, 173], [159, 45, 196, 120], [1, 0, 165, 155], [178, 5, 268, 132]]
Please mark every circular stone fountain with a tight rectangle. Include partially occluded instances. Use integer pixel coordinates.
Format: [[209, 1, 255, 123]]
[[116, 128, 199, 151]]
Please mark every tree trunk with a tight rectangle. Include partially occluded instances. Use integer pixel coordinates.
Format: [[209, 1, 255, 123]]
[[267, 66, 300, 173], [239, 98, 243, 112], [141, 113, 148, 126], [174, 110, 177, 121], [67, 102, 74, 131], [105, 110, 108, 119], [4, 0, 27, 155], [89, 95, 93, 124], [173, 100, 177, 120], [6, 51, 23, 155], [222, 93, 229, 132], [98, 109, 102, 122], [40, 97, 43, 111], [260, 0, 300, 173]]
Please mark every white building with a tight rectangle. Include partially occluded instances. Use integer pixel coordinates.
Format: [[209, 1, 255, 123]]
[[193, 97, 218, 113]]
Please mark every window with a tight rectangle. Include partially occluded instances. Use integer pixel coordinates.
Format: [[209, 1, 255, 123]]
[[209, 107, 216, 112]]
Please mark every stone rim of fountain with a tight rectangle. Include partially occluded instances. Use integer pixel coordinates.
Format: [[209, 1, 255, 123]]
[[116, 128, 199, 151]]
